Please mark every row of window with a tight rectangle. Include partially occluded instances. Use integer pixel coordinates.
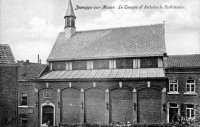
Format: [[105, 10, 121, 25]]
[[51, 58, 163, 71], [168, 80, 196, 94]]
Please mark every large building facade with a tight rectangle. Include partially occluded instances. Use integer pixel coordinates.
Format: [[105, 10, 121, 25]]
[[16, 1, 200, 127], [36, 0, 167, 126]]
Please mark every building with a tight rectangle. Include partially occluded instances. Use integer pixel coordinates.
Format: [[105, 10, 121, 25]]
[[36, 0, 167, 126], [17, 60, 47, 127], [0, 44, 18, 126], [166, 54, 200, 123]]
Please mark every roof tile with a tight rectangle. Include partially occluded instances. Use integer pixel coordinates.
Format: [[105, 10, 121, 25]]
[[0, 44, 15, 64], [167, 54, 200, 68], [47, 24, 166, 61]]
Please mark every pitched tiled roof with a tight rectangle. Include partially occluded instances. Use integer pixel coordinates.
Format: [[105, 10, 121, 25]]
[[18, 63, 47, 80], [167, 54, 200, 68], [47, 24, 166, 61], [0, 44, 15, 64]]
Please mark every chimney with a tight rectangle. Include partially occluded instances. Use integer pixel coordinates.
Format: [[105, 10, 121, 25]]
[[38, 54, 39, 64]]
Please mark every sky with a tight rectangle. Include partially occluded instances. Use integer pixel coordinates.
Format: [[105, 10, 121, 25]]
[[0, 0, 200, 63]]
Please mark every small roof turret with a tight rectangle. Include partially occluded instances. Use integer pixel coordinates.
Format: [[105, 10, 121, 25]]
[[65, 0, 75, 18]]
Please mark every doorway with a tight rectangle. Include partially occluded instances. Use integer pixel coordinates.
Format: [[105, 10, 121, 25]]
[[169, 103, 178, 123], [41, 102, 55, 126], [42, 106, 54, 125]]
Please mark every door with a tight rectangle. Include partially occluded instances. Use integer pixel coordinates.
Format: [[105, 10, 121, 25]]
[[110, 89, 133, 124], [85, 88, 105, 124], [42, 105, 54, 126], [137, 88, 161, 123], [169, 103, 178, 122], [61, 88, 81, 123]]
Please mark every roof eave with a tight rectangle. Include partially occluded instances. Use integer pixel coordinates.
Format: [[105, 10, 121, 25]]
[[47, 54, 165, 62]]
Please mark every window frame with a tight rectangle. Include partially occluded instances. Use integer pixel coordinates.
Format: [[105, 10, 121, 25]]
[[19, 114, 28, 124], [168, 80, 179, 94], [20, 91, 28, 106], [186, 104, 195, 119], [185, 80, 196, 94], [140, 58, 158, 68]]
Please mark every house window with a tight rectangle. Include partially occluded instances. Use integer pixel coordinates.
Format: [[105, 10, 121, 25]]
[[19, 114, 28, 124], [93, 60, 109, 69], [21, 91, 28, 106], [186, 104, 195, 119], [116, 59, 133, 69], [52, 62, 66, 71], [169, 80, 178, 93], [186, 80, 195, 93], [141, 58, 158, 68], [72, 61, 87, 70]]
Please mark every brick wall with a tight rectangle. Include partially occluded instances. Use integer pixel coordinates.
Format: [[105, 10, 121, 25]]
[[36, 79, 166, 125], [0, 66, 18, 126], [166, 68, 200, 121], [18, 81, 36, 127]]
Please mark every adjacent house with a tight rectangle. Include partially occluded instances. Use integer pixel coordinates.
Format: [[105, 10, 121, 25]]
[[0, 44, 18, 126], [17, 60, 47, 127], [166, 54, 200, 123]]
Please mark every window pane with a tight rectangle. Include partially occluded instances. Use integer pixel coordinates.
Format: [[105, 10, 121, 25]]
[[72, 61, 87, 70], [187, 104, 194, 108], [186, 85, 190, 92], [191, 109, 194, 117], [141, 58, 158, 68], [174, 84, 178, 91], [52, 62, 66, 71], [170, 80, 178, 83], [187, 80, 194, 83], [21, 97, 27, 105], [169, 84, 174, 91], [186, 109, 190, 117], [191, 85, 195, 92], [116, 59, 133, 69], [93, 60, 109, 69]]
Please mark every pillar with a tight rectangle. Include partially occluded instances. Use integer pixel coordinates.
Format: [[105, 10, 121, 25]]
[[162, 88, 167, 123], [80, 88, 84, 123], [57, 89, 61, 126], [34, 88, 39, 127], [132, 88, 137, 123], [105, 89, 109, 124]]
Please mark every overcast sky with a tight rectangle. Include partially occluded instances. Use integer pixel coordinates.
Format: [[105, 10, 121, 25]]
[[0, 0, 200, 63]]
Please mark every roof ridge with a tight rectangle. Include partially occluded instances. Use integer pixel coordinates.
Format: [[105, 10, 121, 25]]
[[168, 54, 200, 57], [75, 23, 164, 33]]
